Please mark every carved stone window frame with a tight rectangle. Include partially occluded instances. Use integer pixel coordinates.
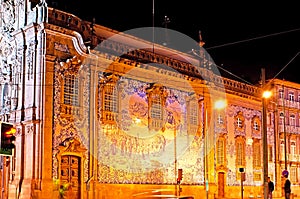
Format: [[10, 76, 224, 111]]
[[146, 83, 167, 131], [186, 94, 199, 135], [56, 56, 85, 119], [234, 111, 245, 131], [252, 138, 261, 169], [252, 116, 261, 134], [235, 136, 246, 171], [98, 73, 120, 125]]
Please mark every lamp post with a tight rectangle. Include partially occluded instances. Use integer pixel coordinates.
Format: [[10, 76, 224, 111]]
[[204, 106, 209, 199], [281, 84, 288, 170], [262, 68, 272, 199]]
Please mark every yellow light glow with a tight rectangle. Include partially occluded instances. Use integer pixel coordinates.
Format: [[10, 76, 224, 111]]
[[262, 90, 272, 99], [214, 99, 227, 110], [134, 118, 141, 124]]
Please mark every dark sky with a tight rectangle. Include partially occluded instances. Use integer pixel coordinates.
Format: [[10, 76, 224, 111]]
[[47, 0, 300, 85]]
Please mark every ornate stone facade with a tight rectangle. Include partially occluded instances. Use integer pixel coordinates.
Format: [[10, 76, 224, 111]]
[[1, 1, 300, 199]]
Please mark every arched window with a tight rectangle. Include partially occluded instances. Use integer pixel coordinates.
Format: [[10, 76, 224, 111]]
[[253, 139, 261, 169], [57, 57, 85, 118], [290, 114, 296, 126], [186, 94, 199, 135], [235, 136, 245, 169], [234, 111, 245, 131], [217, 136, 226, 166], [252, 116, 261, 137], [279, 89, 284, 99], [235, 136, 246, 180]]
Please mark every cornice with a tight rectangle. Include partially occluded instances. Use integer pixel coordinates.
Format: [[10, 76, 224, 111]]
[[46, 7, 262, 102]]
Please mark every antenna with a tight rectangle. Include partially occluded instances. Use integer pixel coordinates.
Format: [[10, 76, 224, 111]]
[[152, 0, 155, 53]]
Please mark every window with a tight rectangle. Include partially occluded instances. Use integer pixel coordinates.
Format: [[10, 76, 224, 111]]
[[236, 136, 245, 167], [217, 113, 224, 125], [64, 74, 79, 106], [217, 137, 226, 165], [186, 95, 199, 135], [104, 84, 118, 112], [279, 89, 284, 99], [290, 115, 296, 126], [267, 112, 272, 125], [288, 92, 294, 101], [237, 118, 243, 128], [268, 146, 273, 162], [235, 112, 245, 130], [99, 73, 119, 124], [146, 84, 167, 131], [291, 141, 296, 159], [279, 112, 285, 125], [290, 167, 297, 183], [151, 94, 162, 119], [253, 140, 261, 168], [280, 139, 285, 160], [189, 101, 198, 125], [253, 120, 259, 131]]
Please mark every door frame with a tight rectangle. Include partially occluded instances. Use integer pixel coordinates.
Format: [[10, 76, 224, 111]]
[[56, 138, 87, 199]]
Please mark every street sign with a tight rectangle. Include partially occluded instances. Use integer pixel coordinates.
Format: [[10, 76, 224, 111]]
[[282, 170, 289, 176]]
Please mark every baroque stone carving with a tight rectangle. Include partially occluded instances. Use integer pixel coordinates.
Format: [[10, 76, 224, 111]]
[[0, 33, 17, 114], [0, 0, 16, 33], [58, 137, 87, 153]]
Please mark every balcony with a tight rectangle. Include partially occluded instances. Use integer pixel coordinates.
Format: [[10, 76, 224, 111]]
[[288, 154, 299, 162], [278, 124, 300, 134]]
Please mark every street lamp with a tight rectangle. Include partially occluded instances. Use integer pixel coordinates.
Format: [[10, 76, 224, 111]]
[[262, 68, 272, 199]]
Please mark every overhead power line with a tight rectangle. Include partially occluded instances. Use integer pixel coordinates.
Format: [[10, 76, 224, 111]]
[[270, 51, 300, 81], [206, 27, 300, 50]]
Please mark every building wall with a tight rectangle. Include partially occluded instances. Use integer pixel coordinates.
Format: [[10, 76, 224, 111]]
[[1, 1, 300, 199]]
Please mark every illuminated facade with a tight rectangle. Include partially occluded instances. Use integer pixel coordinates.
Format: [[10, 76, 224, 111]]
[[0, 1, 300, 199]]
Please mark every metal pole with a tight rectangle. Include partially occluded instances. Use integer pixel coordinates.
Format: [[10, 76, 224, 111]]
[[204, 108, 209, 199], [282, 84, 287, 170], [262, 68, 268, 199], [241, 176, 243, 199], [272, 101, 279, 188], [174, 124, 177, 196]]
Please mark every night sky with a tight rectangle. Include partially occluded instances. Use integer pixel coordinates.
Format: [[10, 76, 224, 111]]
[[47, 0, 300, 85]]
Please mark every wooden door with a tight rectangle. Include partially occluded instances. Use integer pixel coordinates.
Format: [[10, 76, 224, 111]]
[[61, 155, 81, 199], [218, 172, 225, 198]]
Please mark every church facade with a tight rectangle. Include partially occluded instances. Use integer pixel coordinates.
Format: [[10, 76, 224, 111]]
[[0, 1, 300, 199]]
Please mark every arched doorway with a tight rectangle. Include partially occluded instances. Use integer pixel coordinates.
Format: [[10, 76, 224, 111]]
[[56, 137, 87, 199], [60, 155, 81, 198]]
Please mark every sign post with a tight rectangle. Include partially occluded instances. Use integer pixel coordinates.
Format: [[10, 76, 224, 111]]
[[239, 168, 245, 199]]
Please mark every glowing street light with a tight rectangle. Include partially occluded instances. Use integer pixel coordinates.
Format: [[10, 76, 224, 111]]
[[214, 99, 227, 110], [262, 68, 272, 199], [262, 90, 272, 99]]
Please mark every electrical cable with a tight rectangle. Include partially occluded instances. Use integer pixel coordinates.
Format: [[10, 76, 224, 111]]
[[206, 27, 300, 50]]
